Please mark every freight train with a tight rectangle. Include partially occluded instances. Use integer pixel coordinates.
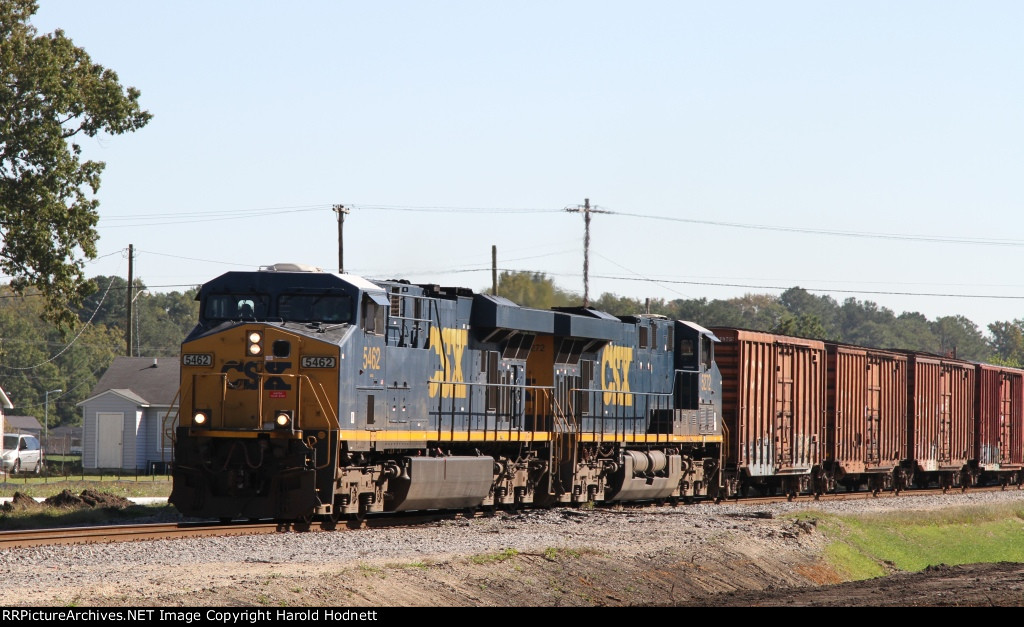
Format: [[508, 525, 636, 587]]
[[167, 264, 1023, 526]]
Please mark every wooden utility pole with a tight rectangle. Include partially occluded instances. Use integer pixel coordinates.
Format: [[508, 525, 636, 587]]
[[125, 244, 133, 356], [333, 204, 349, 273], [492, 245, 498, 295], [564, 198, 610, 307]]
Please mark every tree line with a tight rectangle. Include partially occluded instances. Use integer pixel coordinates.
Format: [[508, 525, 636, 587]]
[[489, 270, 1024, 367], [0, 276, 197, 431]]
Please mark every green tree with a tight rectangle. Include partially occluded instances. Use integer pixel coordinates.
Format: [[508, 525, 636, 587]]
[[778, 287, 839, 338], [890, 311, 939, 353], [772, 313, 829, 340], [75, 274, 131, 330], [0, 0, 151, 329], [134, 288, 198, 356], [589, 293, 647, 316], [931, 315, 990, 361], [988, 320, 1024, 366], [487, 271, 578, 309], [836, 298, 899, 348]]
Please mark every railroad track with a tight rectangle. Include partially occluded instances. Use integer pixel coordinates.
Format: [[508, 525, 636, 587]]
[[3, 484, 1018, 549], [0, 509, 479, 550], [713, 482, 1022, 507]]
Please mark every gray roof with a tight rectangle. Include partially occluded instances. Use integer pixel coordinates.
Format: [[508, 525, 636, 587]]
[[3, 415, 42, 432], [83, 357, 180, 406], [48, 425, 82, 438]]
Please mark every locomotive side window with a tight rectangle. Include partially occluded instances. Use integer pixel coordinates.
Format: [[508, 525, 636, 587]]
[[678, 337, 698, 370], [361, 294, 386, 335]]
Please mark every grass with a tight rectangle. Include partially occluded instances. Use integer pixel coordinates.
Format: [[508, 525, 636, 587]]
[[469, 548, 520, 564], [0, 476, 173, 499], [0, 476, 175, 530], [804, 502, 1024, 580], [0, 503, 182, 530]]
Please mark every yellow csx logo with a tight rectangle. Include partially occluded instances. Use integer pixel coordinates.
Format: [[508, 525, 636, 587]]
[[429, 327, 467, 398], [601, 344, 633, 406]]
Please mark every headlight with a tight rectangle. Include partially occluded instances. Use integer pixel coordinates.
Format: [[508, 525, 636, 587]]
[[274, 411, 292, 430], [247, 331, 263, 355], [192, 411, 210, 427]]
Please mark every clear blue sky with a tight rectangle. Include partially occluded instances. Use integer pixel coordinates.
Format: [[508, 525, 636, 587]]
[[26, 1, 1024, 333]]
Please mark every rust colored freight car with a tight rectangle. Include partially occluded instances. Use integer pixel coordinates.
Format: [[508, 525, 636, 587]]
[[824, 343, 910, 494], [711, 328, 826, 498], [974, 363, 1024, 487], [905, 352, 975, 490]]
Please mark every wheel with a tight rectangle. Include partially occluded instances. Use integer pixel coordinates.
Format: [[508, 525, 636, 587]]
[[11, 459, 20, 474], [34, 460, 43, 474], [320, 516, 338, 531], [293, 514, 313, 532]]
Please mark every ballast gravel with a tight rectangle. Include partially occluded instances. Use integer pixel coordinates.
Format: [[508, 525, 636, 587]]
[[2, 488, 1023, 607]]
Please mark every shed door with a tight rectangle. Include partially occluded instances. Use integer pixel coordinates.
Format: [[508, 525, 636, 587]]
[[96, 412, 123, 468]]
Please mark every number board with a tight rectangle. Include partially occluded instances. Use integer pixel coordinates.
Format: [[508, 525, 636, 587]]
[[301, 355, 337, 369], [182, 353, 213, 367]]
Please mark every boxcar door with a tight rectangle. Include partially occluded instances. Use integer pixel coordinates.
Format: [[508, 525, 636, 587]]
[[775, 346, 795, 468], [938, 365, 954, 465], [866, 359, 882, 465]]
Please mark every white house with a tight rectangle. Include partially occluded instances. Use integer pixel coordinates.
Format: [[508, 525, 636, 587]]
[[77, 357, 179, 472]]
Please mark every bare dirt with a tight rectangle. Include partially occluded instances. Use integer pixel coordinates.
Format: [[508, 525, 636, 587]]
[[4, 491, 1024, 607]]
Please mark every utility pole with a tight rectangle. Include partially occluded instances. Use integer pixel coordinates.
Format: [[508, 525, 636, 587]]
[[492, 245, 498, 295], [333, 204, 349, 273], [564, 198, 610, 307], [125, 244, 133, 356]]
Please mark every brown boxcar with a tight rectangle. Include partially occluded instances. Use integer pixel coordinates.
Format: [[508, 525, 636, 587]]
[[974, 363, 1024, 486], [824, 343, 910, 493], [906, 352, 975, 489], [711, 328, 826, 496]]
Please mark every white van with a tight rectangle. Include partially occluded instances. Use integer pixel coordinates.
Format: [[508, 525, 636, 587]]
[[1, 433, 44, 474]]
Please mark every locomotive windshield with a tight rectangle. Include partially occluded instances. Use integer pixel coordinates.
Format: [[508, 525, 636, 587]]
[[202, 291, 353, 323], [204, 294, 271, 321], [278, 293, 352, 323]]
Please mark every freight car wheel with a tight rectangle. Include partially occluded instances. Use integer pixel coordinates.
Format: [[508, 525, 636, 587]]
[[321, 512, 342, 531], [293, 514, 313, 532]]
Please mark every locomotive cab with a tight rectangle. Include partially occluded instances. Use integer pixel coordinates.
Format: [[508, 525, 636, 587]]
[[170, 264, 379, 522]]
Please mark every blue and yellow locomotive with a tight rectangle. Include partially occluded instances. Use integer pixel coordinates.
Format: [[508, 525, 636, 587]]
[[169, 263, 724, 524]]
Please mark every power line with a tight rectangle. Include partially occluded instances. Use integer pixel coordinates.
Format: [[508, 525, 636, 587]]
[[607, 209, 1024, 247], [96, 201, 1024, 247]]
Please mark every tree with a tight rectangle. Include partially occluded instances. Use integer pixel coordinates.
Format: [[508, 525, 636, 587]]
[[133, 288, 198, 356], [929, 315, 991, 361], [486, 271, 578, 309], [773, 313, 829, 340], [0, 0, 151, 329], [988, 320, 1024, 366], [890, 311, 939, 353], [778, 287, 839, 338]]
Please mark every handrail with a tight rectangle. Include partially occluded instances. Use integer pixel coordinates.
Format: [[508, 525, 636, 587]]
[[184, 371, 339, 431]]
